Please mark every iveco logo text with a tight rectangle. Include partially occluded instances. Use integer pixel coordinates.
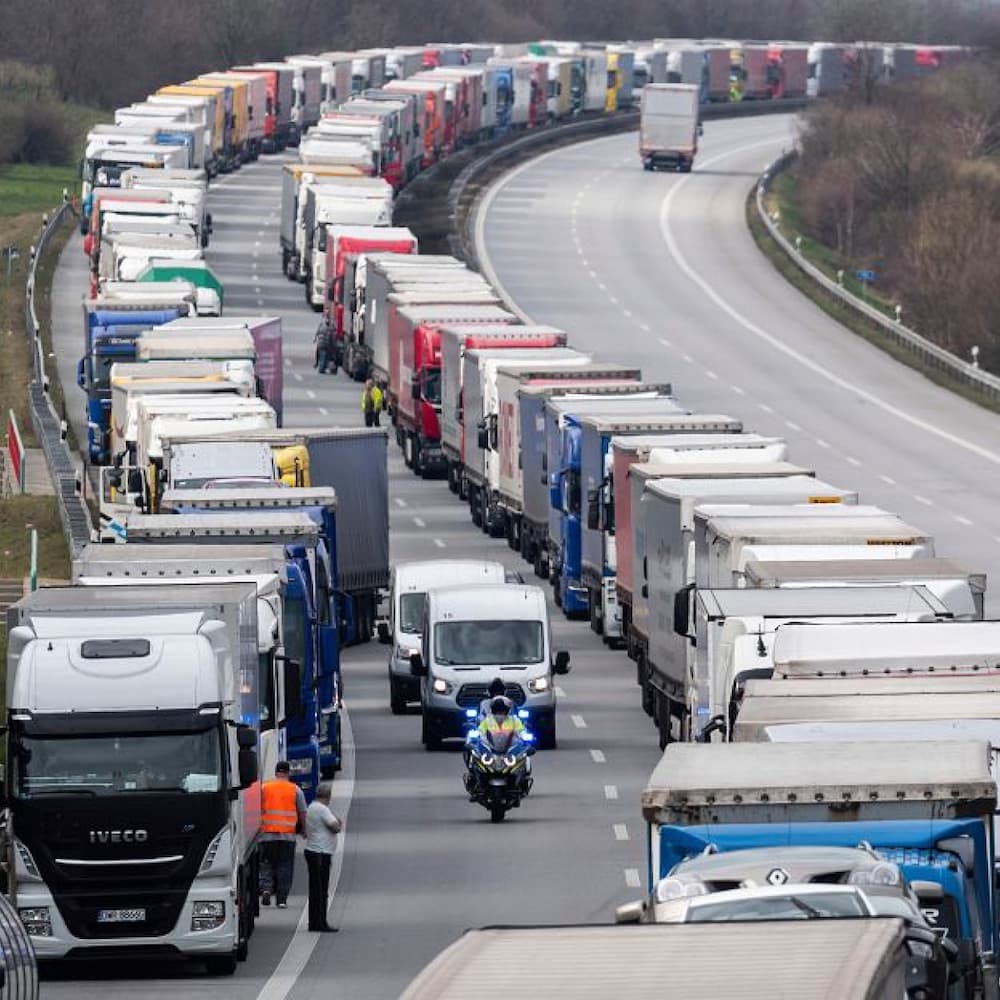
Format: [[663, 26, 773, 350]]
[[89, 830, 149, 844]]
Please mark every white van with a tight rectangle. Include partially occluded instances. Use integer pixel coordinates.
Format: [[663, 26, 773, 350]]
[[411, 584, 570, 750], [380, 560, 509, 714]]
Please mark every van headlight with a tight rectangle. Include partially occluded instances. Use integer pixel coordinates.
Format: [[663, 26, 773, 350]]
[[432, 678, 453, 695], [396, 644, 419, 661], [527, 677, 549, 693]]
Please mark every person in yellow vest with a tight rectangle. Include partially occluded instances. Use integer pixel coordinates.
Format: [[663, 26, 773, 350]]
[[362, 378, 384, 427], [259, 761, 307, 908]]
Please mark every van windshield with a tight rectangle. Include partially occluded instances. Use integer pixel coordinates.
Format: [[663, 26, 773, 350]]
[[399, 592, 425, 634], [434, 620, 543, 665]]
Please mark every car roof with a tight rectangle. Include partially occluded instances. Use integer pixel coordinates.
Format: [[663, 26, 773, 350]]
[[673, 846, 880, 880]]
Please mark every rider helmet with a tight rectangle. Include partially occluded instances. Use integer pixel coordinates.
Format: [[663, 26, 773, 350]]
[[488, 677, 506, 698], [490, 696, 511, 716]]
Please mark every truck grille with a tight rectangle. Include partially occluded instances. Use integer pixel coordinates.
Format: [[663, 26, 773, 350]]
[[456, 683, 526, 708]]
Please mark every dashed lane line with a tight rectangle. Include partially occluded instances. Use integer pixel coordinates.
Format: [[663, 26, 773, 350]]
[[589, 749, 606, 764], [613, 824, 630, 842], [604, 785, 619, 801], [571, 714, 587, 729]]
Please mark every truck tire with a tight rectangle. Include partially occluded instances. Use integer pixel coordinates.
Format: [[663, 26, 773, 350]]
[[553, 573, 562, 609], [447, 463, 459, 494], [389, 677, 407, 715], [589, 589, 603, 635], [282, 249, 291, 278], [533, 550, 546, 579], [206, 953, 238, 976]]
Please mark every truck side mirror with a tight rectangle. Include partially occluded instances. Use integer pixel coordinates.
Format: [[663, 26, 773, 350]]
[[549, 473, 561, 510], [409, 651, 427, 677], [614, 900, 646, 924], [477, 421, 489, 450], [410, 372, 421, 398], [377, 622, 391, 644], [127, 469, 143, 495], [586, 490, 599, 531], [238, 748, 258, 789], [236, 724, 257, 749], [553, 650, 571, 675], [279, 656, 304, 721], [673, 583, 694, 639], [77, 357, 86, 389]]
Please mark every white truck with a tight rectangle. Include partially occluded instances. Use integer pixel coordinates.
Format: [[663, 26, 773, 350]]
[[410, 585, 570, 751], [5, 584, 262, 973], [379, 560, 509, 714], [639, 83, 700, 172]]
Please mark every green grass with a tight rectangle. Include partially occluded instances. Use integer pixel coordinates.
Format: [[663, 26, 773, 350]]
[[766, 172, 899, 322], [0, 495, 70, 582], [0, 163, 80, 218]]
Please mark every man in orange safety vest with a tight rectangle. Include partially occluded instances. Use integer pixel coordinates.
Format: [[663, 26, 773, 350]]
[[259, 761, 307, 908]]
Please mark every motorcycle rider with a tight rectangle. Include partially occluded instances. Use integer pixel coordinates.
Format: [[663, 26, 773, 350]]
[[478, 677, 507, 721]]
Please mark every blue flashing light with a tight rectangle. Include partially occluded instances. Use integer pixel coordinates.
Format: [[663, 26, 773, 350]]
[[522, 732, 535, 742], [465, 708, 478, 718], [517, 710, 529, 719]]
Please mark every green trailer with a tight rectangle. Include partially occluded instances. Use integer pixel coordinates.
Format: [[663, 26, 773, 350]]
[[135, 259, 224, 315]]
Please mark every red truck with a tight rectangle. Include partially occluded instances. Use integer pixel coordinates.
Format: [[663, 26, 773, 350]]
[[323, 226, 418, 369], [389, 305, 518, 476]]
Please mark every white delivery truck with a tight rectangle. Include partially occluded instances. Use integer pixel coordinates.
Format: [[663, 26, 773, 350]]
[[410, 585, 570, 751], [6, 584, 262, 972], [379, 560, 509, 714], [639, 83, 700, 172]]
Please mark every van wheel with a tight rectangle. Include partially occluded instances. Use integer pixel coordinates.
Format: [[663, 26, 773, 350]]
[[389, 677, 407, 716], [538, 717, 557, 750], [421, 712, 441, 751]]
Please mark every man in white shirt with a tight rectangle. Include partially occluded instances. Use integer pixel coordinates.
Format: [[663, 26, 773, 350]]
[[304, 780, 343, 932]]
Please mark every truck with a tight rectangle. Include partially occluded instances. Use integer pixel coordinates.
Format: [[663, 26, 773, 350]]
[[321, 226, 418, 356], [153, 86, 228, 173], [78, 295, 192, 463], [743, 557, 986, 621], [410, 584, 570, 750], [642, 740, 998, 998], [134, 259, 223, 316], [399, 921, 916, 1000], [196, 75, 252, 162], [154, 317, 284, 425], [612, 432, 787, 647], [283, 57, 324, 132], [238, 64, 296, 150], [383, 79, 448, 166], [112, 111, 206, 173], [98, 233, 202, 286], [686, 585, 954, 744], [439, 327, 568, 496], [278, 164, 366, 279], [157, 427, 390, 645], [496, 365, 644, 560], [6, 584, 263, 972], [360, 89, 424, 180], [766, 44, 809, 99], [325, 103, 406, 188], [639, 83, 700, 172], [81, 142, 189, 227]]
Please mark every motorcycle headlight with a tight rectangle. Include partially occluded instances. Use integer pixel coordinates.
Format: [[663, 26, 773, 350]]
[[479, 752, 495, 767], [432, 678, 452, 695], [527, 676, 549, 693], [503, 754, 517, 768], [521, 731, 535, 742]]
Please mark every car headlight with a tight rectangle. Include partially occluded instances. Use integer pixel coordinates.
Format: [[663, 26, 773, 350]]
[[654, 878, 708, 904], [191, 900, 226, 932], [527, 676, 549, 693], [848, 861, 901, 887], [432, 678, 452, 695]]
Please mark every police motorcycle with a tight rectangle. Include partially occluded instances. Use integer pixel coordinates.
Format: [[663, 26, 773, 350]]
[[462, 706, 535, 823]]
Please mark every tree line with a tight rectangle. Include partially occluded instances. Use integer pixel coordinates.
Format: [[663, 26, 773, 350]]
[[795, 58, 1000, 371], [0, 0, 996, 111]]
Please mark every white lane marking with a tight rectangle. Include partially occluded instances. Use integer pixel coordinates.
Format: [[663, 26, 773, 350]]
[[254, 286, 261, 294], [913, 494, 932, 505], [318, 407, 329, 416], [785, 420, 801, 432], [613, 823, 630, 842], [845, 456, 862, 467], [815, 438, 830, 449], [306, 390, 316, 400], [622, 308, 633, 319], [255, 708, 355, 1000], [554, 685, 567, 699], [433, 538, 446, 548], [658, 337, 672, 348], [254, 241, 261, 248], [638, 322, 650, 333], [758, 403, 774, 414], [659, 139, 1000, 471], [730, 385, 745, 396], [954, 514, 974, 526], [604, 784, 619, 801], [880, 474, 896, 486], [284, 358, 293, 367], [590, 749, 606, 763], [413, 516, 426, 528], [624, 869, 642, 889], [395, 498, 407, 508], [571, 714, 587, 729], [293, 372, 304, 383], [681, 353, 693, 364], [705, 369, 719, 381], [257, 299, 264, 307]]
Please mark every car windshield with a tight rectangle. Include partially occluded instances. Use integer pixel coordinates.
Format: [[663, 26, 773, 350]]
[[399, 592, 425, 634], [686, 892, 867, 923], [14, 730, 222, 797], [435, 620, 544, 665]]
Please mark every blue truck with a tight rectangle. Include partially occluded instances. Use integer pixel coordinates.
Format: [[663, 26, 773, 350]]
[[78, 297, 196, 463], [544, 394, 682, 618], [133, 492, 343, 795], [642, 740, 999, 1000]]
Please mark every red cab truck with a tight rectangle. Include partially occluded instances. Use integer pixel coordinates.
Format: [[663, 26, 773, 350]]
[[383, 79, 447, 166]]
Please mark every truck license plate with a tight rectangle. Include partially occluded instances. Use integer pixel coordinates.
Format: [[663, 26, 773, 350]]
[[97, 908, 145, 923]]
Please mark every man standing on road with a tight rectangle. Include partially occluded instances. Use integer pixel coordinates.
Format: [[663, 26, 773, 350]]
[[259, 761, 307, 909], [305, 780, 342, 932], [362, 378, 384, 427]]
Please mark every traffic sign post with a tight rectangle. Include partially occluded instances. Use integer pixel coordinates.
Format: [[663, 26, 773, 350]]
[[855, 269, 877, 302]]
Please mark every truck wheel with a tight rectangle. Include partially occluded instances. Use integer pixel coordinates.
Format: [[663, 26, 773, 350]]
[[447, 464, 459, 494], [553, 574, 562, 609], [206, 953, 238, 976], [533, 550, 546, 579], [389, 677, 407, 715], [411, 438, 423, 476], [589, 590, 603, 635], [403, 435, 414, 468]]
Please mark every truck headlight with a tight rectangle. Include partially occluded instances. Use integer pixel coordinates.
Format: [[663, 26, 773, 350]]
[[432, 678, 452, 695], [19, 907, 52, 937], [527, 676, 549, 693], [191, 900, 226, 931], [288, 758, 314, 775]]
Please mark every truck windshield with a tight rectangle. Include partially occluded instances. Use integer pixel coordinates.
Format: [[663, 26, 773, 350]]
[[399, 592, 425, 634], [686, 892, 867, 923], [435, 620, 543, 665], [14, 730, 221, 798], [422, 368, 441, 406]]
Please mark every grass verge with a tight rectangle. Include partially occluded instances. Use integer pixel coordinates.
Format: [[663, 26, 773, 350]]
[[746, 184, 1000, 415], [0, 495, 71, 581]]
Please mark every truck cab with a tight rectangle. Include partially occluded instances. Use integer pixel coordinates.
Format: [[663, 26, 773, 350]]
[[411, 584, 569, 751]]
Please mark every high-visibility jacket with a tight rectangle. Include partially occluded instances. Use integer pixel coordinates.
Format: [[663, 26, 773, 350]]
[[362, 385, 384, 413], [261, 779, 299, 835], [478, 714, 524, 740]]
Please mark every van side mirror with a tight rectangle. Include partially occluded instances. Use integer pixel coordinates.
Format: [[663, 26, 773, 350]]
[[586, 490, 599, 531], [377, 622, 391, 644], [410, 651, 427, 677], [673, 583, 694, 639], [279, 656, 304, 721], [553, 650, 571, 675]]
